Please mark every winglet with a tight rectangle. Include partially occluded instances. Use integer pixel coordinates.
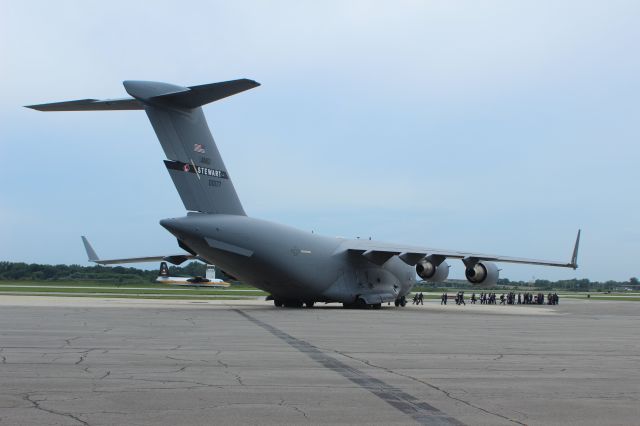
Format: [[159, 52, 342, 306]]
[[81, 236, 100, 263], [570, 229, 581, 269]]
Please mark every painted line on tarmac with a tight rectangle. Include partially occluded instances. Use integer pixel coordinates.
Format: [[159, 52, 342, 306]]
[[233, 309, 465, 426]]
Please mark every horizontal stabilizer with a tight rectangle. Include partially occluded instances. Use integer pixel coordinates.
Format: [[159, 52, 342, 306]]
[[26, 98, 144, 111], [26, 79, 259, 112], [146, 79, 260, 109], [123, 78, 260, 109]]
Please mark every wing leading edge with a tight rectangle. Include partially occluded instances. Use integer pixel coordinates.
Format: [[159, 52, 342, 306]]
[[81, 236, 196, 266], [343, 230, 581, 269]]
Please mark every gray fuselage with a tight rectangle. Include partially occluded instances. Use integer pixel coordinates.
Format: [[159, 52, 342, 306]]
[[161, 213, 417, 304]]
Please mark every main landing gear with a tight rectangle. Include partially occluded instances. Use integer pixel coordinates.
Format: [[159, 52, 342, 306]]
[[342, 297, 382, 310], [273, 299, 315, 308], [394, 296, 407, 307]]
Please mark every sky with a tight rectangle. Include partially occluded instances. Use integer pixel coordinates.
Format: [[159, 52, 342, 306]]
[[1, 1, 638, 281]]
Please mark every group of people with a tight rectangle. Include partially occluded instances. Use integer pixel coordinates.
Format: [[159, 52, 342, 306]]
[[434, 291, 560, 306], [439, 291, 466, 305], [412, 292, 424, 305], [473, 292, 498, 304], [511, 292, 560, 305]]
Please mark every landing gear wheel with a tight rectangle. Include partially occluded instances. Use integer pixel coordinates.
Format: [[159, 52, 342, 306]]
[[304, 301, 315, 308], [372, 303, 382, 310], [355, 297, 367, 309], [274, 299, 283, 307], [284, 300, 303, 308], [399, 296, 407, 307], [394, 299, 400, 307]]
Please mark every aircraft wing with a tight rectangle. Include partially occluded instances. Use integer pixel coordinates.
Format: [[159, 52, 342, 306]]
[[339, 230, 580, 269], [81, 236, 197, 265]]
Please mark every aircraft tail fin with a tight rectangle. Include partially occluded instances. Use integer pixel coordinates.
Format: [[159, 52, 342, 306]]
[[205, 265, 216, 280], [159, 262, 170, 277], [28, 79, 260, 215]]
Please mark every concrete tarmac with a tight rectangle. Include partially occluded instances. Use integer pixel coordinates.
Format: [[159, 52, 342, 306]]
[[0, 296, 638, 425]]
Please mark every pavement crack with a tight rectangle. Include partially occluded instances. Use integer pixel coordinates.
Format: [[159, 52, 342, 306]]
[[63, 336, 80, 347], [493, 354, 504, 361], [277, 398, 309, 419], [290, 405, 309, 419], [166, 355, 193, 362], [99, 371, 111, 380], [132, 377, 221, 389], [335, 351, 525, 426], [75, 349, 95, 365], [233, 373, 245, 386], [22, 393, 90, 426]]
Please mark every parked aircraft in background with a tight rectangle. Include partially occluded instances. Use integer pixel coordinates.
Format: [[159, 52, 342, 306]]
[[155, 261, 231, 287], [31, 79, 579, 309]]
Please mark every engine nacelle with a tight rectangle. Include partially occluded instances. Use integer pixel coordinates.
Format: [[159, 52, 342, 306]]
[[416, 256, 450, 282], [465, 261, 499, 285]]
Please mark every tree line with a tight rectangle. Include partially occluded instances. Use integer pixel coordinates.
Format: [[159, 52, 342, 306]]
[[0, 261, 233, 284], [1, 261, 637, 291], [418, 277, 639, 292]]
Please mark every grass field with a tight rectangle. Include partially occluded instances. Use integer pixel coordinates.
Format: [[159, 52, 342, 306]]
[[0, 281, 267, 299]]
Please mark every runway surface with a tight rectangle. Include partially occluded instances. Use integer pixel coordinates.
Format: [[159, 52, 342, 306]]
[[0, 296, 638, 425]]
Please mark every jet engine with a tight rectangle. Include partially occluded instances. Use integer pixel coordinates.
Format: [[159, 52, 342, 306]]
[[416, 256, 450, 282], [465, 261, 499, 285]]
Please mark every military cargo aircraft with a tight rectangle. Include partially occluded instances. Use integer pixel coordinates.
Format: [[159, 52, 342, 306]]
[[28, 79, 580, 308]]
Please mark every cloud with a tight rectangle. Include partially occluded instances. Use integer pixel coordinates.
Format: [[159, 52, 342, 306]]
[[1, 0, 638, 280]]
